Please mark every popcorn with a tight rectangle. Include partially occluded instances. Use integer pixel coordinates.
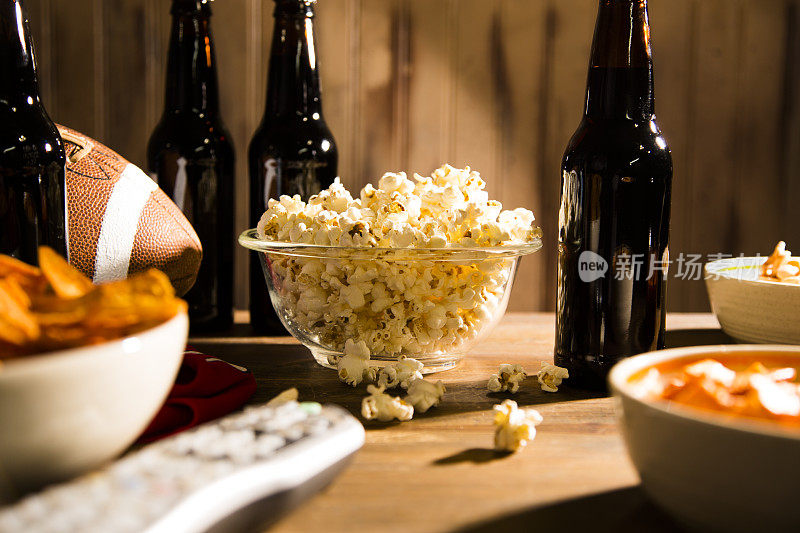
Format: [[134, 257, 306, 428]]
[[257, 166, 538, 250], [406, 378, 446, 412], [361, 385, 414, 422], [487, 364, 527, 393], [337, 339, 376, 387], [493, 399, 543, 452], [255, 165, 541, 360], [377, 356, 424, 390], [537, 362, 569, 393]]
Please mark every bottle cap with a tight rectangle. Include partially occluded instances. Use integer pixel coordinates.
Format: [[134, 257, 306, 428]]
[[274, 0, 316, 17], [171, 0, 212, 15]]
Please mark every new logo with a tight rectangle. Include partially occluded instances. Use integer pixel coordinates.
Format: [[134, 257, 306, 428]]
[[578, 251, 608, 282]]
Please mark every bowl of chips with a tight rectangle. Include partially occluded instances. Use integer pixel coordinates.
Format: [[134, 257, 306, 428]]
[[610, 345, 800, 531], [705, 243, 800, 345], [0, 248, 188, 497]]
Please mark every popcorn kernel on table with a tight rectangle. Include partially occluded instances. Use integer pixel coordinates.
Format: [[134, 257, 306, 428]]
[[361, 385, 414, 422], [493, 399, 543, 452], [406, 378, 446, 413], [377, 356, 424, 390], [537, 362, 570, 393], [487, 364, 527, 394]]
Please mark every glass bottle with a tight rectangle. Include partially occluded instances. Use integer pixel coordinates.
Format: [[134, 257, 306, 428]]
[[148, 0, 235, 331], [555, 0, 672, 389], [0, 0, 68, 264], [248, 0, 338, 335]]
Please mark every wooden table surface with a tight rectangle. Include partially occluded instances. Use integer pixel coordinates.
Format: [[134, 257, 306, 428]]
[[190, 312, 726, 533]]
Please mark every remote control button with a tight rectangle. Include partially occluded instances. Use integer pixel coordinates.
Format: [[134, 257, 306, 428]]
[[0, 402, 363, 532]]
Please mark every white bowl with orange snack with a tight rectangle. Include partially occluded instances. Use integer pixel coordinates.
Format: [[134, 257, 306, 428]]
[[705, 242, 800, 344], [0, 248, 188, 499], [609, 345, 800, 532]]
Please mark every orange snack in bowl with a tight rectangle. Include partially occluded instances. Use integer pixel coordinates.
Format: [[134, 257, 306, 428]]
[[637, 357, 800, 428], [760, 241, 800, 284], [0, 247, 186, 360], [37, 246, 94, 299]]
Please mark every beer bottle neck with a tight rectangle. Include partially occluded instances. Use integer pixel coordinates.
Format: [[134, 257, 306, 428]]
[[584, 0, 654, 121], [264, 2, 323, 119], [163, 1, 220, 115], [0, 0, 41, 99]]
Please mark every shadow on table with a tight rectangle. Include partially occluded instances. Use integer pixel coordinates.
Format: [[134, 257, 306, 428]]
[[433, 448, 512, 465], [454, 487, 685, 533], [192, 328, 735, 425], [189, 338, 611, 425], [665, 327, 733, 349]]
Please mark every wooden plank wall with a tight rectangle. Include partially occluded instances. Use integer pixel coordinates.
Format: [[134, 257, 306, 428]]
[[25, 0, 800, 313]]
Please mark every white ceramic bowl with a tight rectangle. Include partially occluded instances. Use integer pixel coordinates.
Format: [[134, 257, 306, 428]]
[[0, 312, 188, 499], [705, 256, 800, 344], [609, 345, 800, 532]]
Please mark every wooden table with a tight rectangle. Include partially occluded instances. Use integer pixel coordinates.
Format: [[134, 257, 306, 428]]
[[190, 312, 726, 533]]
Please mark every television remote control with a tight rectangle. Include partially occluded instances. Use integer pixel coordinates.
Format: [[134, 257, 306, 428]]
[[0, 400, 365, 533]]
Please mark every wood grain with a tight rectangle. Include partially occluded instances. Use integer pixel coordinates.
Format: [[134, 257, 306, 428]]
[[684, 0, 742, 311], [785, 2, 800, 253], [541, 0, 596, 311], [648, 0, 694, 313], [406, 0, 454, 176], [452, 0, 499, 198], [23, 0, 800, 313], [735, 3, 788, 255], [315, 0, 358, 191], [213, 0, 251, 312], [189, 312, 724, 533], [497, 0, 548, 312], [355, 0, 399, 190]]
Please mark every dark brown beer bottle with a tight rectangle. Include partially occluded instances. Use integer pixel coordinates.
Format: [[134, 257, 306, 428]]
[[555, 0, 672, 389], [148, 0, 235, 331], [0, 0, 68, 264], [248, 0, 338, 335]]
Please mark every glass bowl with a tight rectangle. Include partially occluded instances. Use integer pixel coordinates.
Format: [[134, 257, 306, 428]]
[[239, 229, 542, 373]]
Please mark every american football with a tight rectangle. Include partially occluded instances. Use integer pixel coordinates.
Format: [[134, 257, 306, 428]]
[[59, 125, 202, 296]]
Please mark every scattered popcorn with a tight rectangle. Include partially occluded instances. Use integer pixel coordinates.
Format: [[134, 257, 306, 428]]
[[337, 339, 376, 387], [487, 364, 527, 393], [537, 362, 569, 393], [406, 378, 446, 413], [361, 384, 414, 422], [255, 165, 541, 359], [493, 399, 543, 452], [266, 388, 299, 406], [377, 356, 424, 390]]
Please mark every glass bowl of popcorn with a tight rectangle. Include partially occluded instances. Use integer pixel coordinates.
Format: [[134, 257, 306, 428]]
[[239, 165, 543, 373]]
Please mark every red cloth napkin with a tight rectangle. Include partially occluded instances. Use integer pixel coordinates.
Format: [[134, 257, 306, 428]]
[[137, 349, 257, 443]]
